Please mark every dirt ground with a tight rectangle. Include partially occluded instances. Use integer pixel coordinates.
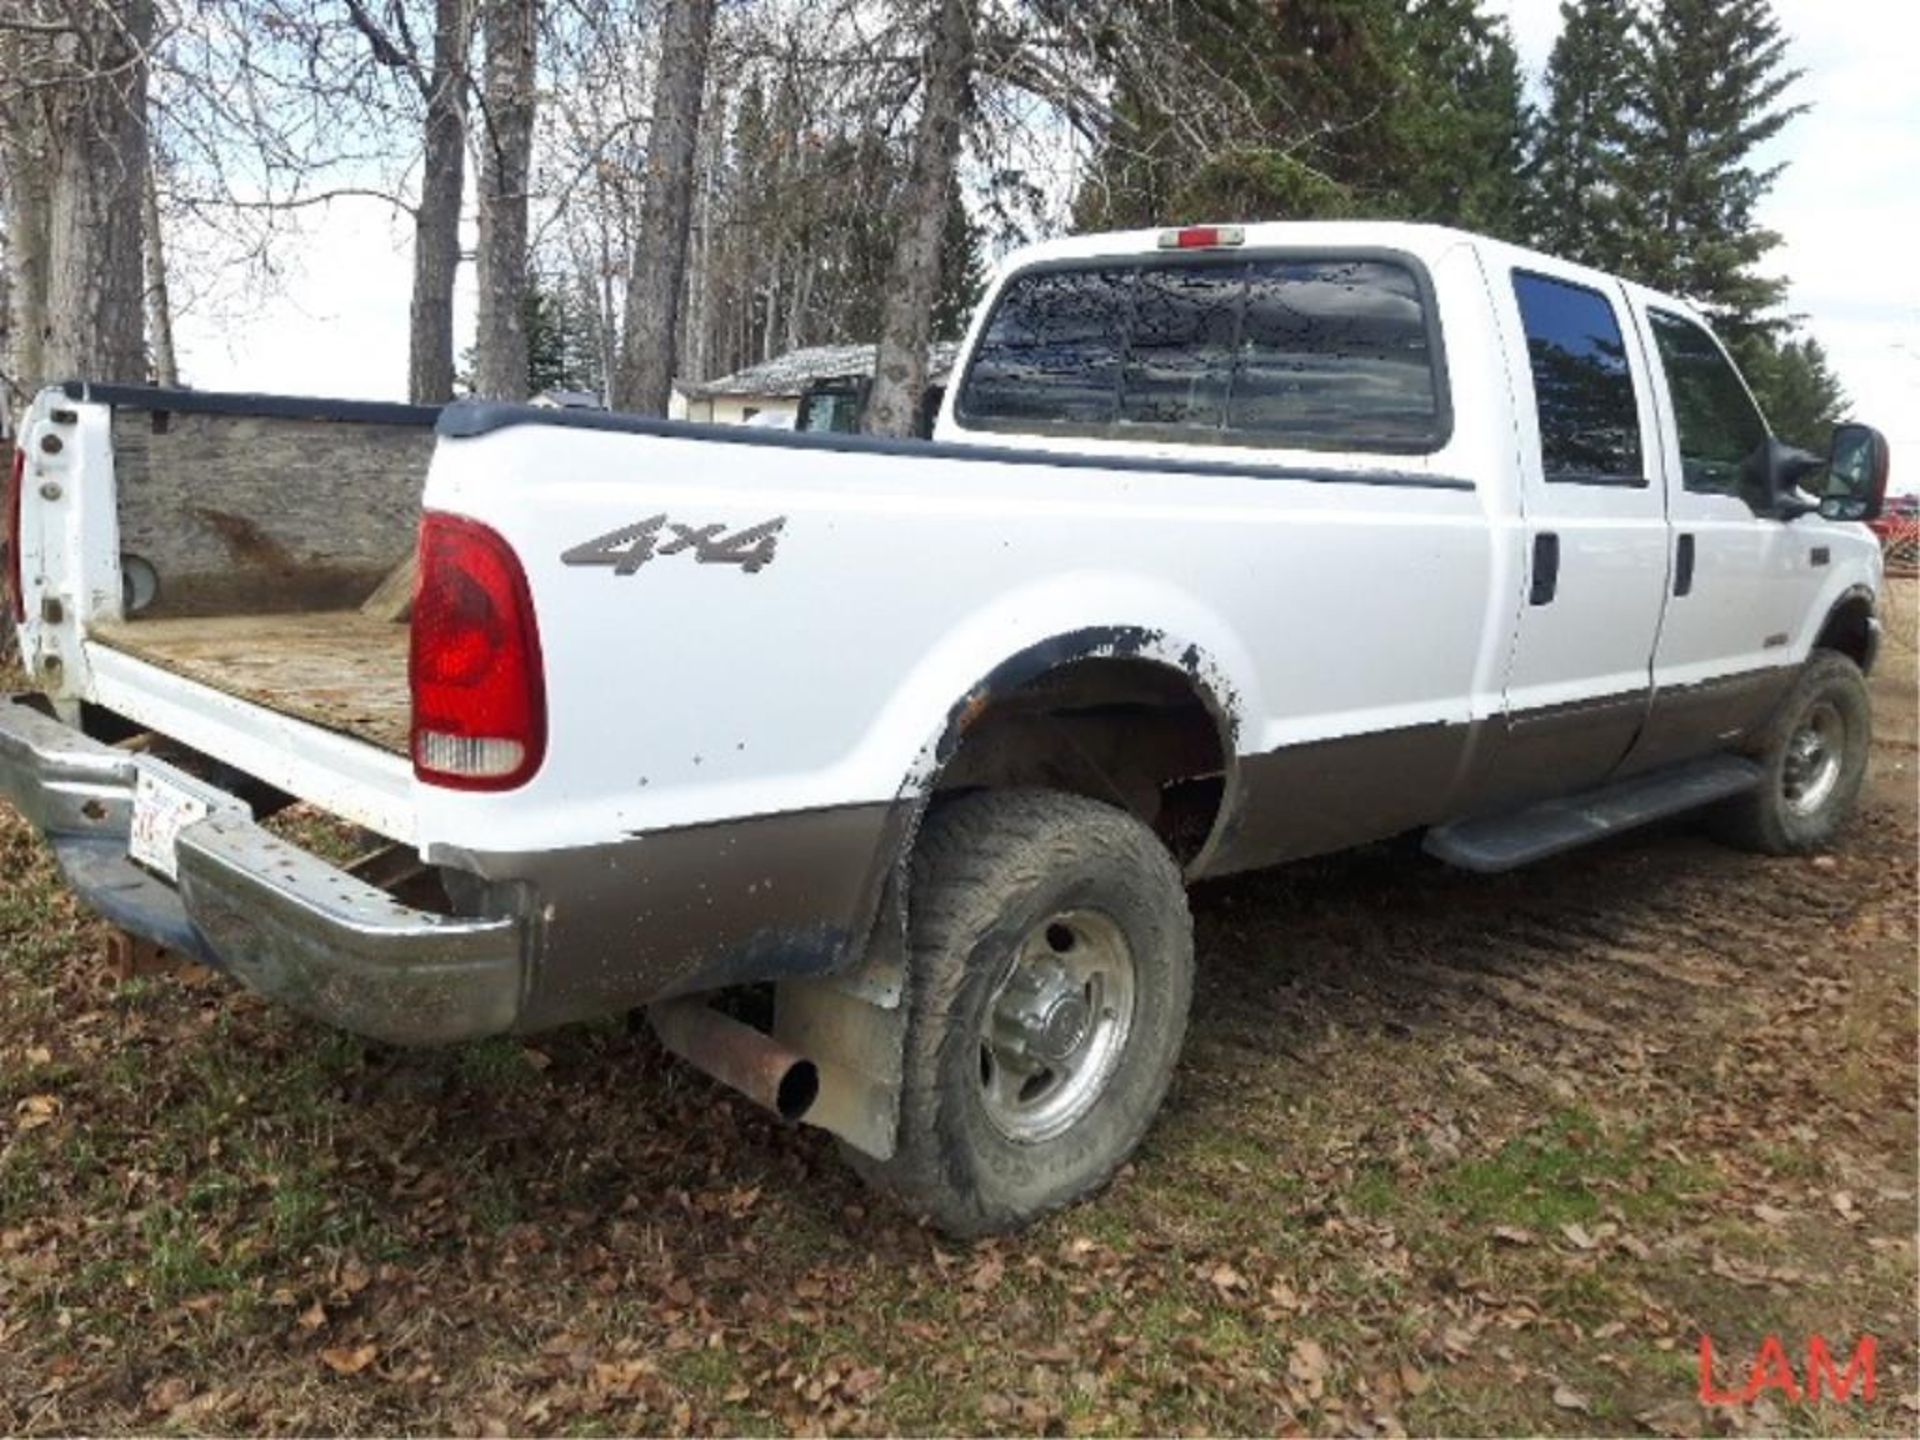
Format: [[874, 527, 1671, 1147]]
[[2, 588, 1915, 1436]]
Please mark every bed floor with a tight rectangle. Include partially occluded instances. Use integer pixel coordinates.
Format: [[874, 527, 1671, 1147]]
[[92, 611, 412, 755]]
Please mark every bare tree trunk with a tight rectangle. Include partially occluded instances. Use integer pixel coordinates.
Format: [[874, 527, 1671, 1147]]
[[142, 162, 177, 387], [0, 158, 49, 416], [685, 86, 722, 385], [37, 0, 154, 385], [786, 250, 813, 353], [0, 223, 12, 437], [760, 244, 779, 363], [864, 0, 973, 438], [597, 220, 617, 403], [0, 35, 52, 415], [612, 0, 717, 415], [410, 0, 471, 404], [0, 6, 52, 407], [473, 0, 535, 400]]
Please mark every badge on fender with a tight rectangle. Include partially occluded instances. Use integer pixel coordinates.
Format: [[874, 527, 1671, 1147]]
[[561, 515, 785, 575]]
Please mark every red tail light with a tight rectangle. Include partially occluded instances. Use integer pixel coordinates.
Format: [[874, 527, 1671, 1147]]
[[6, 444, 25, 624], [409, 511, 546, 790]]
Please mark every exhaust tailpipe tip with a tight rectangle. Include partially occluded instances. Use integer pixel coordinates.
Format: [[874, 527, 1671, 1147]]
[[774, 1059, 820, 1122], [649, 997, 820, 1123]]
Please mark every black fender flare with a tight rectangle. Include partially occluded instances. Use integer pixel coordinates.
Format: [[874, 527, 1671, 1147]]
[[840, 626, 1246, 973], [1814, 584, 1879, 673]]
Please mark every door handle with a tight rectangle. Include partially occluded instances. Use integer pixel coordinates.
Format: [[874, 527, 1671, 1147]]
[[1530, 532, 1560, 606], [1674, 533, 1696, 596]]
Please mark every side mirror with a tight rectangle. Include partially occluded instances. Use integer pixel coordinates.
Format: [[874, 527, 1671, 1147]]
[[1818, 423, 1891, 522], [1754, 436, 1824, 520]]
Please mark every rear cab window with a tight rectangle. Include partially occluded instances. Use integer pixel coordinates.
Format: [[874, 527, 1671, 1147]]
[[957, 252, 1449, 455]]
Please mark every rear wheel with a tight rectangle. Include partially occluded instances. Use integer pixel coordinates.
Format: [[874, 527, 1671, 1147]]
[[850, 789, 1193, 1236], [1711, 650, 1871, 854]]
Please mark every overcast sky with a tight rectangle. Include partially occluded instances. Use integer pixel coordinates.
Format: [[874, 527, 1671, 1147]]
[[173, 0, 1918, 488]]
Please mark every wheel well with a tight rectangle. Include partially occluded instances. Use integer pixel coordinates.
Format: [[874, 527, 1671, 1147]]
[[933, 658, 1230, 864], [1816, 593, 1876, 673]]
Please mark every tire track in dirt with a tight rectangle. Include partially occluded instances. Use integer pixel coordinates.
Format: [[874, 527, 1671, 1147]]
[[1189, 763, 1913, 1087]]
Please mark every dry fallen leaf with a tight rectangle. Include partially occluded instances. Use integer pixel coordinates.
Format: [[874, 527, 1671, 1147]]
[[298, 1301, 329, 1331], [967, 1252, 1005, 1291], [1559, 1222, 1597, 1251], [319, 1344, 378, 1376], [1492, 1225, 1536, 1246], [1552, 1383, 1591, 1413], [144, 1377, 192, 1416], [1289, 1337, 1330, 1395], [1208, 1262, 1247, 1294], [1638, 1399, 1705, 1437], [14, 1094, 60, 1130], [1753, 1203, 1790, 1226]]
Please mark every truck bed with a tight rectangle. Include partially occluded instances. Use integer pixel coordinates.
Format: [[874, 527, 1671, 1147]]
[[91, 613, 411, 755]]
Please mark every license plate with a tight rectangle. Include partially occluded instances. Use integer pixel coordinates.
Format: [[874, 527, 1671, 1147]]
[[129, 768, 213, 880]]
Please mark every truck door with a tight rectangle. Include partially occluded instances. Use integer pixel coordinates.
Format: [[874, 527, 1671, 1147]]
[[1481, 260, 1671, 806], [1617, 298, 1822, 772]]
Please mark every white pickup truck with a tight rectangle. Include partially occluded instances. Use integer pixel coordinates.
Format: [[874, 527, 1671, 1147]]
[[1, 221, 1891, 1234]]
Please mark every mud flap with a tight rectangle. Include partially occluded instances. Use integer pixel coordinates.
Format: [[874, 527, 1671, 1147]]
[[774, 925, 907, 1161]]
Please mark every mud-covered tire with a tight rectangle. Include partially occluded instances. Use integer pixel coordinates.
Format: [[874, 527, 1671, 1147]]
[[1710, 650, 1871, 854], [849, 789, 1193, 1237]]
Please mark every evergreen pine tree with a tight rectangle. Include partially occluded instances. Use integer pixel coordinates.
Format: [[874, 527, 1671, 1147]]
[[933, 182, 986, 342], [1740, 333, 1849, 452], [1073, 0, 1528, 236], [1388, 0, 1530, 239], [1521, 0, 1637, 267], [1620, 0, 1805, 336]]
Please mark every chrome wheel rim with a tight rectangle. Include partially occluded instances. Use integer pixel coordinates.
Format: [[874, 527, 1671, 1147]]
[[977, 909, 1136, 1144], [1782, 699, 1845, 816]]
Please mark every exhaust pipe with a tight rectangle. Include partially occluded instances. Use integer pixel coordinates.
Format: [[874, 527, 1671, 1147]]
[[648, 998, 820, 1122]]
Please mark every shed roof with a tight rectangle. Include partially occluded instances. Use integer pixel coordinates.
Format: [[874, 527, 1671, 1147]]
[[680, 341, 961, 400]]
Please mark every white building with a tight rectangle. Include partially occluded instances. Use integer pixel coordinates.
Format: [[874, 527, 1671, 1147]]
[[670, 342, 960, 428]]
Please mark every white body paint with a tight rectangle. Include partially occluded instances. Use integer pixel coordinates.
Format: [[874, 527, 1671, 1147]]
[[9, 223, 1883, 872]]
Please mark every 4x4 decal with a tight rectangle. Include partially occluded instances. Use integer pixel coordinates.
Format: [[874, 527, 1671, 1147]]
[[561, 515, 785, 575]]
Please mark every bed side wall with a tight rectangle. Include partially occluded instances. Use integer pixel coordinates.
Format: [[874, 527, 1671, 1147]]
[[111, 409, 435, 619]]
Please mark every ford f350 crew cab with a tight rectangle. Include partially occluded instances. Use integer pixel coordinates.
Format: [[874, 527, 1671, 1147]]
[[1, 222, 1891, 1234]]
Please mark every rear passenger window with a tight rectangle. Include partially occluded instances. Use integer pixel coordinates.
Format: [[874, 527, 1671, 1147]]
[[1511, 272, 1643, 484], [958, 254, 1446, 452]]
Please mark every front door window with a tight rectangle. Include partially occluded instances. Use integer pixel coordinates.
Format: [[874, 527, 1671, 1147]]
[[1647, 309, 1770, 506]]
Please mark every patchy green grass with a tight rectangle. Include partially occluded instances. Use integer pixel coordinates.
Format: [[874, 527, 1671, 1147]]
[[1427, 1108, 1713, 1230]]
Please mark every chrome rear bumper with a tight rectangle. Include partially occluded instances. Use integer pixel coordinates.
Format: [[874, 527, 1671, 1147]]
[[0, 698, 523, 1044]]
